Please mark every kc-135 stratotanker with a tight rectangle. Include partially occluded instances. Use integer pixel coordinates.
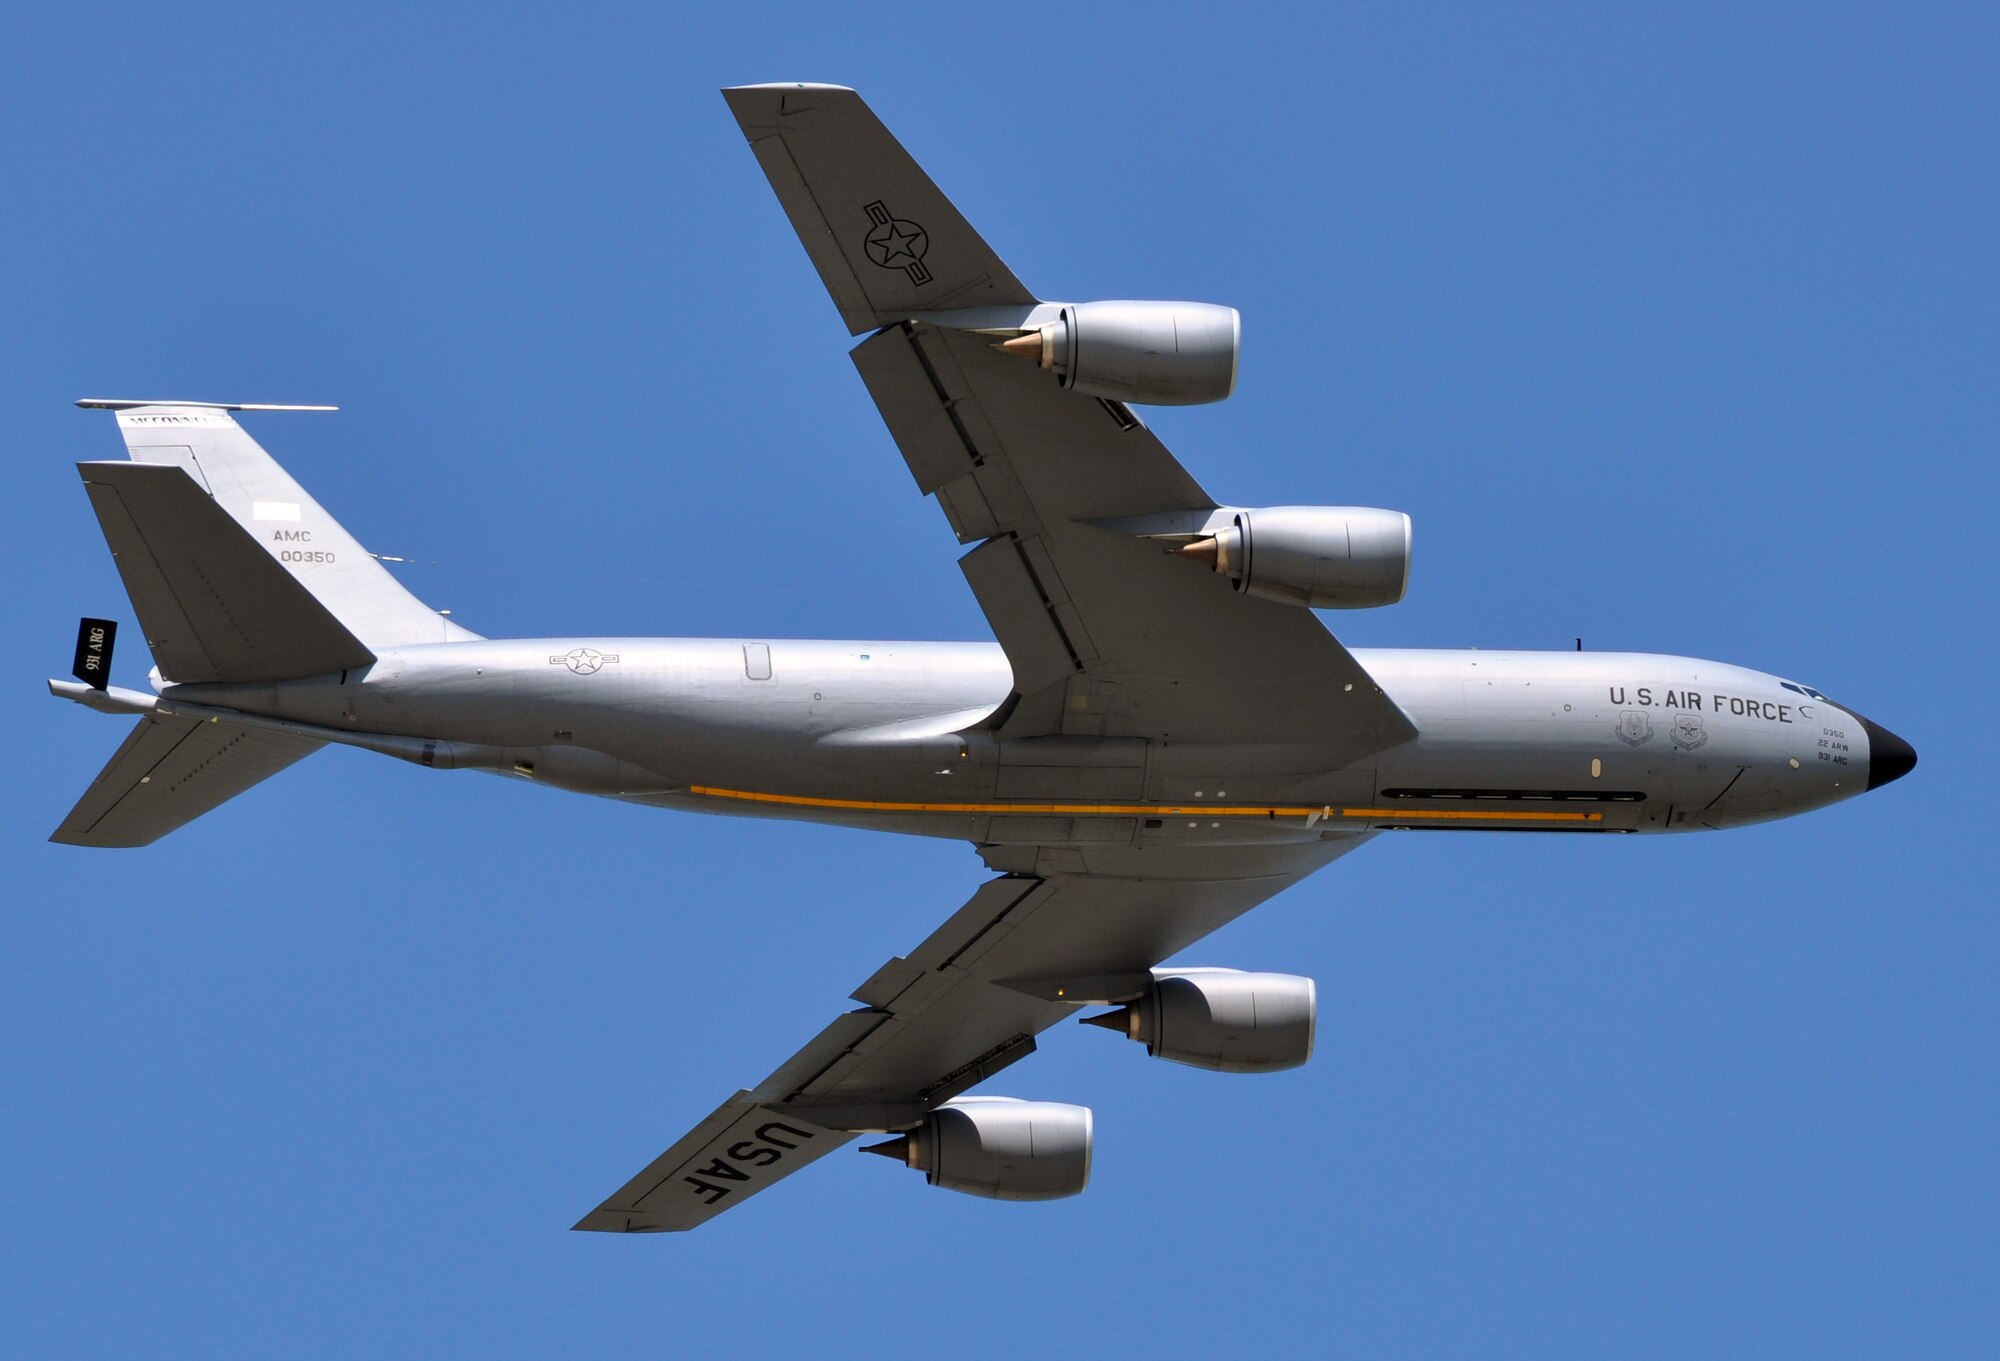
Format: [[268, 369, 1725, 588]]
[[52, 85, 1914, 1231]]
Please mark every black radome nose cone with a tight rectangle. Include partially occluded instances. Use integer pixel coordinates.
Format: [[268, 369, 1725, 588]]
[[1857, 715, 1917, 790]]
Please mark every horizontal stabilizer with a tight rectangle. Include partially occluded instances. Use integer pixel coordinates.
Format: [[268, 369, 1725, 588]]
[[51, 713, 322, 848], [77, 399, 338, 412], [80, 461, 375, 683]]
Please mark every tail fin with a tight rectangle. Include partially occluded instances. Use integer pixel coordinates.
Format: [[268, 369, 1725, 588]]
[[78, 400, 476, 668], [55, 400, 473, 846]]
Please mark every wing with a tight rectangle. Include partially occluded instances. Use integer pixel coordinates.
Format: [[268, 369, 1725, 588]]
[[575, 834, 1371, 1232], [855, 325, 1413, 756], [724, 84, 1415, 763], [721, 84, 1035, 333]]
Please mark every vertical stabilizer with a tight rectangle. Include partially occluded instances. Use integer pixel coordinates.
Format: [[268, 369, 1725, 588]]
[[81, 401, 477, 650]]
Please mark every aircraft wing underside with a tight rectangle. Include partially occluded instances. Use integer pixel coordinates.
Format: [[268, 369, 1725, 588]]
[[725, 83, 1416, 762], [854, 322, 1414, 756], [577, 836, 1370, 1231]]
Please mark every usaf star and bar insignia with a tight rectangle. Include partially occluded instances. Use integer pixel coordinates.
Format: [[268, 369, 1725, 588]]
[[550, 647, 618, 675], [862, 200, 931, 285]]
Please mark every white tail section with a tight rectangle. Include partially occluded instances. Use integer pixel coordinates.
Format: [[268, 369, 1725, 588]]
[[95, 401, 478, 649]]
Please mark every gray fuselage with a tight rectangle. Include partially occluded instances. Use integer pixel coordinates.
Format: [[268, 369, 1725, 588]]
[[162, 640, 1895, 845]]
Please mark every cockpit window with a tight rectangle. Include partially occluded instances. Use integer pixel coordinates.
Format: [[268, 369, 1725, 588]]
[[1780, 680, 1831, 701], [1780, 682, 1805, 695]]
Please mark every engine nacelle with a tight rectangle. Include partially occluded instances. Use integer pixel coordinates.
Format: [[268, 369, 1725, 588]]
[[863, 1097, 1092, 1201], [1182, 505, 1411, 609], [1001, 300, 1240, 405], [1086, 968, 1316, 1073]]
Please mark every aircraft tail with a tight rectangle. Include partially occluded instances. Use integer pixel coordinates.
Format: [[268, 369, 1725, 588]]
[[76, 400, 476, 681], [54, 400, 476, 846]]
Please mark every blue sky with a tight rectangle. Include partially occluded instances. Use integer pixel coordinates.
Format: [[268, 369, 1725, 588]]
[[4, 5, 1991, 1357]]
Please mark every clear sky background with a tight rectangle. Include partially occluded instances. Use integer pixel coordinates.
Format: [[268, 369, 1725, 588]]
[[3, 5, 1991, 1357]]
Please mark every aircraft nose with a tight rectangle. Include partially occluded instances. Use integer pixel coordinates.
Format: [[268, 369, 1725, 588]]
[[1856, 714, 1917, 790]]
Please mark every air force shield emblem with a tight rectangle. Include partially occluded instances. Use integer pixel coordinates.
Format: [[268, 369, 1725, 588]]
[[1671, 713, 1709, 750]]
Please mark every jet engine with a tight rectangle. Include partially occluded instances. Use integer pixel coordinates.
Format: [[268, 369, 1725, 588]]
[[861, 1096, 1092, 1200], [1178, 505, 1411, 609], [1083, 968, 1316, 1072], [998, 300, 1240, 405]]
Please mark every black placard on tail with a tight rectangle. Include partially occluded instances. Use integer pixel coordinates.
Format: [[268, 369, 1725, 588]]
[[71, 617, 116, 689]]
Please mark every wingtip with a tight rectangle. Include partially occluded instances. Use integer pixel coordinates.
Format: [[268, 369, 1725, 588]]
[[720, 84, 860, 127], [572, 1208, 640, 1233], [572, 1204, 688, 1233]]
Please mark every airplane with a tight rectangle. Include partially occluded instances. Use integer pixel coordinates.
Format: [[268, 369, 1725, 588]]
[[49, 84, 1915, 1233]]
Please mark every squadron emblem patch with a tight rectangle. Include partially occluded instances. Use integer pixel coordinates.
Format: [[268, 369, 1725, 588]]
[[1616, 710, 1654, 747], [862, 200, 932, 285], [1670, 713, 1709, 750]]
